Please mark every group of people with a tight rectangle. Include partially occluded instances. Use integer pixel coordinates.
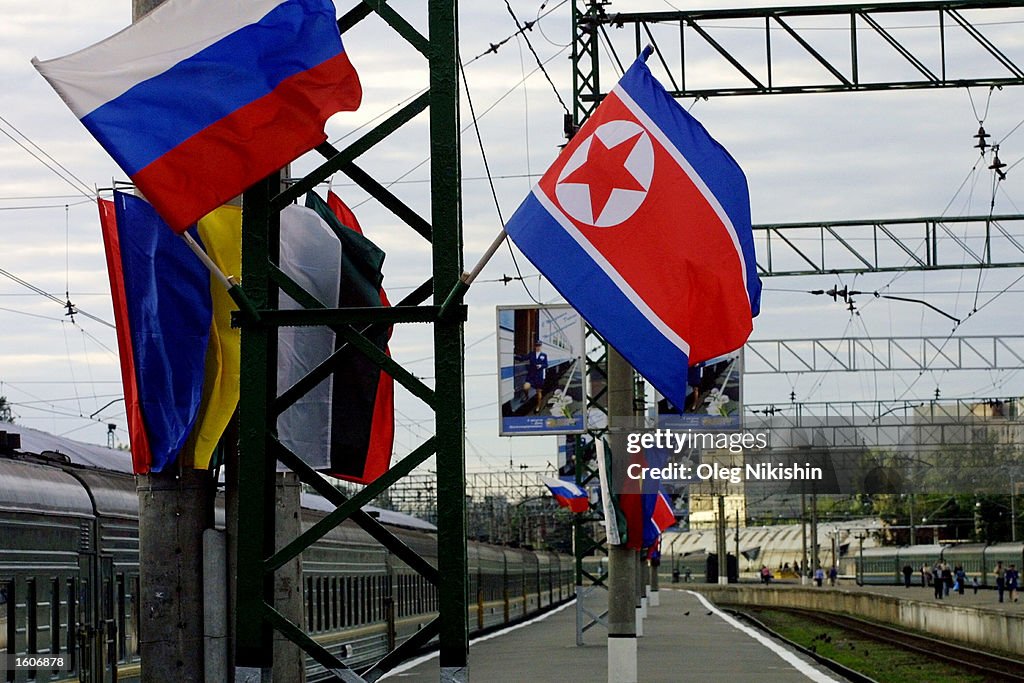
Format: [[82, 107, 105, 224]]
[[993, 560, 1020, 603], [812, 565, 839, 587], [905, 560, 1019, 602]]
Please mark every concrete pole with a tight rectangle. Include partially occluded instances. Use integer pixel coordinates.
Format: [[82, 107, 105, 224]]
[[204, 530, 228, 683], [607, 347, 637, 683], [716, 495, 728, 584], [635, 552, 645, 630], [274, 473, 306, 683], [734, 509, 740, 579], [137, 468, 212, 682], [648, 558, 660, 607], [800, 491, 808, 585], [810, 490, 819, 574]]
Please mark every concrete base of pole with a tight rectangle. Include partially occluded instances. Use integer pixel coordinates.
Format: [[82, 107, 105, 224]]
[[641, 596, 648, 618], [649, 590, 660, 607], [635, 607, 644, 637], [608, 636, 638, 683]]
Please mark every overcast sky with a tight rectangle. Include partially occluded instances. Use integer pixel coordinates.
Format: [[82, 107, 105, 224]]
[[3, 1, 1024, 473]]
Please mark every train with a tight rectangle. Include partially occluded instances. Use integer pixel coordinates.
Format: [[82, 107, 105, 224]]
[[854, 543, 1024, 586], [0, 426, 574, 682]]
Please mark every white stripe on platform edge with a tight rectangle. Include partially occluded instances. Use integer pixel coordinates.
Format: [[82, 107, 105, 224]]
[[379, 598, 578, 680], [683, 591, 842, 683]]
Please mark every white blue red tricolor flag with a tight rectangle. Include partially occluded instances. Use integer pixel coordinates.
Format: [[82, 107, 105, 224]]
[[505, 49, 761, 409], [34, 0, 360, 233], [542, 476, 590, 513]]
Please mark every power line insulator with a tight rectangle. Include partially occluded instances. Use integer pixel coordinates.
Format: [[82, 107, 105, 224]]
[[989, 146, 1008, 180], [974, 125, 990, 151]]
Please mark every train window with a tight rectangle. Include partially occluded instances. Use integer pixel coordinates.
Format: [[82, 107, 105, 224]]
[[26, 579, 37, 660], [345, 577, 352, 626], [66, 579, 76, 672], [132, 576, 141, 657], [359, 577, 366, 625], [316, 577, 323, 633], [373, 576, 379, 621], [51, 578, 60, 655], [305, 578, 314, 632], [318, 578, 326, 632], [330, 578, 337, 630], [3, 580, 12, 683], [117, 574, 127, 660]]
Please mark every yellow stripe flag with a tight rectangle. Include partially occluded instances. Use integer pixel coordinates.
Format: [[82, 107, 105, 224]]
[[186, 205, 242, 469]]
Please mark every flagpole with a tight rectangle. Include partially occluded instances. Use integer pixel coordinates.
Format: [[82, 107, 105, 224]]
[[180, 232, 261, 323], [438, 227, 508, 317], [181, 232, 234, 289]]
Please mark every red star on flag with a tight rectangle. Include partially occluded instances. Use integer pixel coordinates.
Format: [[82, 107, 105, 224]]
[[561, 132, 646, 222]]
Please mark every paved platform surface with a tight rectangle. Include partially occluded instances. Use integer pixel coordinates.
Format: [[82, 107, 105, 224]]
[[384, 588, 850, 682]]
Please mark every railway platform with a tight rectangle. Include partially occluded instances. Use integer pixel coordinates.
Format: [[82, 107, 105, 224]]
[[384, 588, 849, 682], [844, 580, 1023, 611]]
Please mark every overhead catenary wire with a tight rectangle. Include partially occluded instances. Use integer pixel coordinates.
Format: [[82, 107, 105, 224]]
[[0, 266, 114, 328], [0, 114, 94, 200], [504, 0, 570, 117], [457, 52, 543, 306]]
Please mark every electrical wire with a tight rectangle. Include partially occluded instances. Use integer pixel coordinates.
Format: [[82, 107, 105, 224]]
[[0, 115, 94, 199], [0, 266, 114, 328], [504, 0, 570, 116], [458, 51, 543, 307]]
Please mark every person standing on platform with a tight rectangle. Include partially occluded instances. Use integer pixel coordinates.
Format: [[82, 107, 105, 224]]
[[942, 562, 953, 597], [902, 563, 913, 588], [814, 566, 824, 587], [525, 340, 548, 413], [995, 560, 1006, 603], [1007, 564, 1019, 603], [933, 562, 945, 600], [828, 565, 838, 586], [954, 565, 966, 595]]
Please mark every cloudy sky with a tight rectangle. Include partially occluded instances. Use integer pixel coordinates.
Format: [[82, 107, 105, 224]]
[[2, 1, 1024, 473]]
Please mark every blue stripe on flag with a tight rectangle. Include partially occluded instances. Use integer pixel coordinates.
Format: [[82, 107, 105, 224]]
[[506, 192, 691, 408], [82, 0, 342, 175], [113, 192, 213, 472]]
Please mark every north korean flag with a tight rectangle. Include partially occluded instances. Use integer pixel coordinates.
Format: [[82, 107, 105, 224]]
[[505, 49, 761, 408]]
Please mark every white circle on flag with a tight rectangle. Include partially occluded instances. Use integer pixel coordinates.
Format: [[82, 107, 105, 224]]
[[555, 120, 653, 227]]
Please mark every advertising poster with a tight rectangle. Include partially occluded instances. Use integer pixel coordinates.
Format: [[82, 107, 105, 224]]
[[498, 305, 586, 435], [656, 351, 743, 430]]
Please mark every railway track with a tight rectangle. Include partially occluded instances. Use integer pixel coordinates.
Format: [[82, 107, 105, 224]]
[[740, 605, 1024, 682]]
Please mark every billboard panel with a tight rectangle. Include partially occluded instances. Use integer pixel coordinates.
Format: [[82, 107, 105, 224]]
[[656, 350, 743, 430], [498, 305, 586, 435]]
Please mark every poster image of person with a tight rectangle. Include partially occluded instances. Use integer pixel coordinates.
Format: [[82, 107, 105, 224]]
[[521, 340, 548, 413], [498, 305, 586, 435]]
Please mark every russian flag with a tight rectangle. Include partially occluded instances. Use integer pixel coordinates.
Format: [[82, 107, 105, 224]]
[[505, 49, 760, 409], [542, 476, 590, 513], [35, 0, 361, 233]]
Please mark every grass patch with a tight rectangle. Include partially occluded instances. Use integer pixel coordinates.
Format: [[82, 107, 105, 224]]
[[748, 608, 988, 683]]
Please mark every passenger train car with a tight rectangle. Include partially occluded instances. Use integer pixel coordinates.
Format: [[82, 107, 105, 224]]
[[0, 427, 574, 682], [855, 543, 1024, 586]]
